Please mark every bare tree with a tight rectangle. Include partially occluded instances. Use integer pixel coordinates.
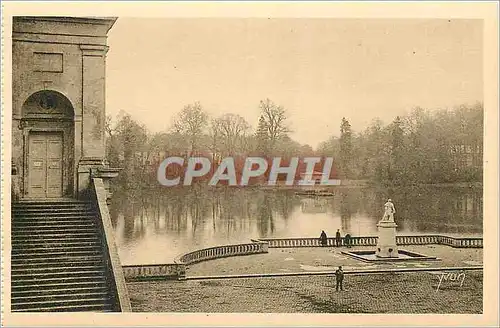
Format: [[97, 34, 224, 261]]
[[208, 118, 223, 164], [172, 102, 209, 154], [212, 113, 251, 156], [258, 98, 290, 152]]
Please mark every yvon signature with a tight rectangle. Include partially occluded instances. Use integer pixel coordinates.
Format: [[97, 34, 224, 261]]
[[436, 271, 466, 292]]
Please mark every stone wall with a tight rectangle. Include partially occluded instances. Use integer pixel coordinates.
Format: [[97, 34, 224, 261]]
[[12, 17, 116, 198]]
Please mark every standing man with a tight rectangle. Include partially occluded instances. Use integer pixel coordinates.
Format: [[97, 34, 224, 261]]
[[319, 230, 328, 246], [335, 266, 344, 291], [335, 229, 342, 247], [344, 233, 351, 248]]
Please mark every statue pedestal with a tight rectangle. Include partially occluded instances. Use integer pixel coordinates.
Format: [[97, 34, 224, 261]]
[[375, 220, 399, 258]]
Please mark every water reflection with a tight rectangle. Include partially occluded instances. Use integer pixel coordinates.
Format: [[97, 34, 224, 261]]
[[301, 198, 328, 214], [109, 186, 483, 265]]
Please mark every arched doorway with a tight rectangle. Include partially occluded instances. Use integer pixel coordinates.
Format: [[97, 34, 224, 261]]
[[20, 90, 75, 198]]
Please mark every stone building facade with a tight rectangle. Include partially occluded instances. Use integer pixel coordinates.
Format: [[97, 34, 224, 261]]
[[11, 16, 117, 199]]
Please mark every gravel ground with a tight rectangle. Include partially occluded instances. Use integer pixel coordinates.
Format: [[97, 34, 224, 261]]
[[187, 245, 482, 277], [127, 245, 482, 313], [128, 270, 483, 313]]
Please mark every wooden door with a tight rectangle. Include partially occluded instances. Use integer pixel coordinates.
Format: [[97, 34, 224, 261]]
[[28, 132, 63, 198]]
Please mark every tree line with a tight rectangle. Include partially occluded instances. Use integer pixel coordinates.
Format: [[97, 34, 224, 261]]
[[105, 99, 483, 189], [318, 103, 483, 184]]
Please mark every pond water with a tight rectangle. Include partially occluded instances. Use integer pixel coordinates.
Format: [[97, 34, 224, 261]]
[[108, 186, 483, 265]]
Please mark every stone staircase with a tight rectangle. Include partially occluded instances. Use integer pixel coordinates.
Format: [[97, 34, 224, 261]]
[[11, 200, 118, 312]]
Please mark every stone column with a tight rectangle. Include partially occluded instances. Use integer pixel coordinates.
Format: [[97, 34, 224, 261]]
[[375, 220, 399, 258], [77, 45, 108, 197]]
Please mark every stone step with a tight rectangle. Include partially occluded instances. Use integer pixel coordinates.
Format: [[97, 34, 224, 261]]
[[12, 236, 100, 243], [11, 200, 116, 312], [11, 280, 108, 292], [12, 202, 93, 207], [12, 252, 103, 260], [12, 211, 96, 218], [11, 297, 113, 311], [12, 224, 97, 231], [12, 269, 106, 280], [12, 241, 101, 250], [12, 218, 96, 224], [11, 246, 101, 258], [12, 264, 104, 275], [11, 249, 102, 259], [12, 223, 96, 231], [12, 286, 109, 298], [11, 236, 100, 245], [12, 228, 99, 235], [12, 225, 96, 233], [11, 255, 104, 266], [11, 274, 108, 286], [13, 303, 115, 312], [12, 201, 92, 208], [13, 200, 90, 205], [12, 204, 93, 210], [11, 259, 104, 269], [12, 291, 110, 303]]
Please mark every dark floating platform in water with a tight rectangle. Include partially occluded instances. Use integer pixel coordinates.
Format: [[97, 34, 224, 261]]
[[342, 249, 439, 262]]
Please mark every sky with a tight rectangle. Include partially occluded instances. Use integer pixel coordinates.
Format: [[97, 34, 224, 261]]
[[105, 18, 482, 148]]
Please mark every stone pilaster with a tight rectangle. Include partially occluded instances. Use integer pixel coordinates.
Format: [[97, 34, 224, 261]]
[[77, 44, 109, 198], [80, 44, 108, 160]]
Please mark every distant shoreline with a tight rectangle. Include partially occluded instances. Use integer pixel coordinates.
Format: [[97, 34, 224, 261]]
[[253, 181, 483, 190], [111, 180, 483, 192]]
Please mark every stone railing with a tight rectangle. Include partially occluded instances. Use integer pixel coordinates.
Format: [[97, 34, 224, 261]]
[[91, 178, 132, 312], [256, 234, 482, 249], [396, 235, 483, 248], [175, 242, 269, 265], [346, 236, 379, 246], [256, 237, 378, 248], [123, 263, 186, 281], [120, 234, 482, 282], [122, 242, 269, 281]]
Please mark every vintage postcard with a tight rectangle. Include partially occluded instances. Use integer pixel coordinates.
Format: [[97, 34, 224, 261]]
[[1, 1, 498, 327]]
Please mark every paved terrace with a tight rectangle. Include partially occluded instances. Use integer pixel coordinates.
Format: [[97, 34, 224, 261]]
[[127, 245, 483, 313]]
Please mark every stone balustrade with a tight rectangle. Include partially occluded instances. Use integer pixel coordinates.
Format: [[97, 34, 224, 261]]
[[348, 236, 379, 246], [122, 242, 269, 281], [121, 234, 481, 282], [257, 234, 482, 248], [396, 235, 482, 248], [175, 242, 269, 265], [123, 263, 186, 281]]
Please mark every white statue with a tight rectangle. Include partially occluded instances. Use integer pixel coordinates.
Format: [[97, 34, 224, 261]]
[[383, 198, 396, 222]]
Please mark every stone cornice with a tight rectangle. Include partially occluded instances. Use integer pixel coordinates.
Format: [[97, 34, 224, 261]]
[[80, 44, 109, 57], [14, 16, 117, 32], [13, 16, 117, 39], [12, 32, 108, 47]]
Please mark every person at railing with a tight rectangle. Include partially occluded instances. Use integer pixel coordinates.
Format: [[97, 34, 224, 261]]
[[344, 233, 351, 248], [335, 229, 342, 247], [335, 266, 344, 291], [319, 230, 328, 247]]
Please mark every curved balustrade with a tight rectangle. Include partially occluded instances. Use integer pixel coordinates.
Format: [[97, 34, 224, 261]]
[[175, 242, 269, 265], [123, 263, 186, 281], [257, 235, 482, 248]]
